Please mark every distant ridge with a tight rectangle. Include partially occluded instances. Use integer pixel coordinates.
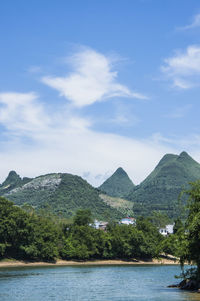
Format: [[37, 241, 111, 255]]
[[1, 151, 200, 220], [127, 151, 200, 218], [98, 167, 134, 197], [0, 172, 122, 220]]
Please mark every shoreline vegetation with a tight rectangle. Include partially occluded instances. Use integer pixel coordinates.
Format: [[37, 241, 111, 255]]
[[0, 257, 178, 268]]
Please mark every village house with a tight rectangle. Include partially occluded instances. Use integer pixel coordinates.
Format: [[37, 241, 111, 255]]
[[119, 217, 136, 226], [92, 220, 108, 231], [159, 224, 174, 236]]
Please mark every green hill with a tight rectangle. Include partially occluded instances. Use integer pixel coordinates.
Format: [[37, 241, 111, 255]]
[[99, 167, 134, 197], [127, 151, 200, 218], [1, 172, 122, 220]]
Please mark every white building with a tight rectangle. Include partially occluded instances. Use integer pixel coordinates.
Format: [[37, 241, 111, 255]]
[[92, 220, 108, 230], [159, 224, 174, 236], [120, 217, 136, 225]]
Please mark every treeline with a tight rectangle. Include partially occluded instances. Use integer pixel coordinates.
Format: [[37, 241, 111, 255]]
[[0, 198, 164, 262]]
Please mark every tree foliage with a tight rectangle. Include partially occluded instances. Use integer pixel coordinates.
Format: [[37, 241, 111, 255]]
[[0, 197, 165, 262], [181, 181, 200, 276], [0, 197, 60, 261], [73, 209, 93, 226]]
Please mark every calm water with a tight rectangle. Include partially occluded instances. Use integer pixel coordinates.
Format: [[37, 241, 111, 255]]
[[0, 264, 200, 301]]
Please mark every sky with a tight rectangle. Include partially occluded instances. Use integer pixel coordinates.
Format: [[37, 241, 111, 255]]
[[0, 0, 200, 186]]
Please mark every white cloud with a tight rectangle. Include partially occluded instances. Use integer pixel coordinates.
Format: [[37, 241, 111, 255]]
[[0, 44, 199, 187], [42, 47, 148, 107], [0, 91, 177, 187], [0, 91, 199, 187], [0, 92, 50, 134], [109, 102, 140, 126], [178, 14, 200, 30], [161, 45, 200, 89], [0, 123, 176, 187]]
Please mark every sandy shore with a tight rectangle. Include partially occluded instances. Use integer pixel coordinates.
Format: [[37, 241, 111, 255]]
[[0, 258, 179, 268]]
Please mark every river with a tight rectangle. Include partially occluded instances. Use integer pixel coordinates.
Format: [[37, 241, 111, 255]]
[[0, 264, 200, 301]]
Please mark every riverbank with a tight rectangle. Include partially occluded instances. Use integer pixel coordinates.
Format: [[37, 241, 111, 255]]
[[0, 257, 179, 268]]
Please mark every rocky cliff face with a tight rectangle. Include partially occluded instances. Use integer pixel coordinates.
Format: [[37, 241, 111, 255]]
[[7, 173, 62, 194]]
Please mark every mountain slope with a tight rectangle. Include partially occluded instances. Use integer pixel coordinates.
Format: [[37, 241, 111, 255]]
[[127, 151, 200, 218], [99, 167, 134, 197], [1, 172, 122, 220], [99, 194, 134, 216]]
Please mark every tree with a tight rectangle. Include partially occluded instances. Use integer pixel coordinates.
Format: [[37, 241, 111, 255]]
[[0, 197, 29, 258], [182, 181, 200, 277], [173, 218, 183, 234], [149, 211, 171, 228], [0, 197, 60, 261], [136, 217, 163, 258], [73, 209, 93, 226]]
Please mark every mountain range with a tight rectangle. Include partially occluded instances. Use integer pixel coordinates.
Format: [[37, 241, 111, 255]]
[[99, 151, 200, 218], [0, 172, 122, 220], [1, 151, 200, 220]]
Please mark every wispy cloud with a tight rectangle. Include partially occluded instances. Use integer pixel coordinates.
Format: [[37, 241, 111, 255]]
[[42, 47, 148, 107], [110, 102, 140, 126], [0, 90, 174, 186], [161, 45, 200, 89], [28, 66, 42, 74], [177, 13, 200, 31]]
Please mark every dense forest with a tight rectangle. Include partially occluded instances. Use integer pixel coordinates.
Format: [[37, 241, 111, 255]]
[[0, 198, 163, 261]]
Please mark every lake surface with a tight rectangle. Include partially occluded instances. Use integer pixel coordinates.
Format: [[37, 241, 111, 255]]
[[0, 264, 200, 301]]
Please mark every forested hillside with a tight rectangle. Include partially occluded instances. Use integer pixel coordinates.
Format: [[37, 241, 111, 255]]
[[127, 152, 200, 218], [0, 172, 122, 220]]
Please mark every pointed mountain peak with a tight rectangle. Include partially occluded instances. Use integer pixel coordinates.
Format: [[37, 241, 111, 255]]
[[99, 167, 134, 198], [4, 170, 21, 183], [0, 170, 22, 191], [179, 151, 190, 158], [114, 167, 127, 175], [157, 153, 178, 166], [177, 151, 200, 167], [127, 151, 200, 218]]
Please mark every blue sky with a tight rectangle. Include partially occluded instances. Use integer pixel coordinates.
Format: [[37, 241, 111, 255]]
[[0, 0, 200, 186]]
